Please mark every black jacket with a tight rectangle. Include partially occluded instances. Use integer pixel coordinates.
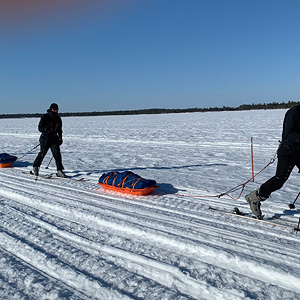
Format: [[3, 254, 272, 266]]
[[38, 110, 62, 141], [282, 104, 300, 143]]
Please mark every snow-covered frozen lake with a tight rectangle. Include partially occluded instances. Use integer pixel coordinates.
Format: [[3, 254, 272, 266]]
[[1, 109, 300, 299]]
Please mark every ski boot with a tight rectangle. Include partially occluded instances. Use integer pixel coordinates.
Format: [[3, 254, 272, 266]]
[[245, 188, 267, 219], [32, 167, 39, 176], [57, 170, 67, 178]]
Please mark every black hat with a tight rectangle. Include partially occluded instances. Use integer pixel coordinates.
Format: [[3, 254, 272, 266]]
[[50, 103, 59, 110]]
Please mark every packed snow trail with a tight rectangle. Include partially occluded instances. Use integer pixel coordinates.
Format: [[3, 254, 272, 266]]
[[1, 110, 300, 299], [1, 167, 300, 300]]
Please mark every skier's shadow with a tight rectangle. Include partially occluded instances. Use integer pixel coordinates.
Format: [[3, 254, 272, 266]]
[[107, 163, 227, 173], [273, 208, 300, 218], [13, 161, 31, 168]]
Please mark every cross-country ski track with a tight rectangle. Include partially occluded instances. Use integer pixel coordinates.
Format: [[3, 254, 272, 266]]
[[1, 167, 300, 300], [1, 110, 300, 299]]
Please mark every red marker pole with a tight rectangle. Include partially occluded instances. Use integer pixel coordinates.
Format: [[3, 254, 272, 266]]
[[251, 137, 254, 182]]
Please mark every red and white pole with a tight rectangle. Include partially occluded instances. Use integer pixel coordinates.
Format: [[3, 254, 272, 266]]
[[251, 137, 254, 182]]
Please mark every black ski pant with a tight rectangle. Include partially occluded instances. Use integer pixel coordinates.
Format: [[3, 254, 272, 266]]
[[33, 136, 64, 171], [259, 153, 300, 198]]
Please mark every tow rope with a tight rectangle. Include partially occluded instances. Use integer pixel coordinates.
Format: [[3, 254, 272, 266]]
[[171, 151, 278, 201]]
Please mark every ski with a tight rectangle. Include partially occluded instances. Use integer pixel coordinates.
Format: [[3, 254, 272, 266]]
[[51, 175, 85, 181], [27, 171, 52, 179], [208, 206, 299, 231], [24, 171, 84, 181], [74, 177, 85, 182]]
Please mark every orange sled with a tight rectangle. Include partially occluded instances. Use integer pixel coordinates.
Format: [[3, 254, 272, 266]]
[[0, 162, 14, 168], [98, 183, 159, 195], [0, 153, 17, 168]]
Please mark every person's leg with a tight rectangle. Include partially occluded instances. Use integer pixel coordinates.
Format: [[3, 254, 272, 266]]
[[50, 143, 66, 177], [246, 155, 295, 218], [50, 143, 64, 170], [259, 155, 295, 198], [33, 137, 50, 175]]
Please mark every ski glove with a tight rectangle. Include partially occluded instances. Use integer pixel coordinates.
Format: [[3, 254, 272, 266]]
[[58, 139, 63, 145]]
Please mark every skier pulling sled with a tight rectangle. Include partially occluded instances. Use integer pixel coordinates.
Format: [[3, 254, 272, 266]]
[[98, 171, 158, 195], [246, 104, 300, 218], [32, 103, 67, 178]]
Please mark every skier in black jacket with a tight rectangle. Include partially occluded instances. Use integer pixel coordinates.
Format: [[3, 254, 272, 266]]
[[246, 104, 300, 218], [32, 103, 66, 177]]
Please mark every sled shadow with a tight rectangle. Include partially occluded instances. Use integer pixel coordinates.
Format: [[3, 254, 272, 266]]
[[155, 183, 179, 194]]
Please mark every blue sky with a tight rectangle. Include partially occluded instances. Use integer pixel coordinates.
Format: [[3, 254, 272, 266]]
[[1, 0, 300, 114]]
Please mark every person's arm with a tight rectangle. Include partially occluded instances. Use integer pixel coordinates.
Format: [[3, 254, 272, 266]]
[[283, 109, 300, 143], [38, 115, 48, 135], [57, 117, 63, 144]]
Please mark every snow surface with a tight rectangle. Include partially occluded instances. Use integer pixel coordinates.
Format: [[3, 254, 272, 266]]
[[1, 109, 300, 300]]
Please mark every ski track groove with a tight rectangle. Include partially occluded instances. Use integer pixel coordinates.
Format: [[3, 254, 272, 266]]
[[0, 233, 133, 300], [2, 174, 300, 265], [0, 204, 217, 300], [0, 246, 91, 300], [1, 169, 300, 299], [1, 201, 297, 300]]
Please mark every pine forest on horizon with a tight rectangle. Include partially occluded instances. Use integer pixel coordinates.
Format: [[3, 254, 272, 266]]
[[1, 100, 299, 119]]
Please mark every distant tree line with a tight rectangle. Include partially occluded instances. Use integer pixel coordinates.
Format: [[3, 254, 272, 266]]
[[1, 100, 299, 119]]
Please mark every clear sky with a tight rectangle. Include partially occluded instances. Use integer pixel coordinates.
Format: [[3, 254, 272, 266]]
[[1, 0, 300, 114]]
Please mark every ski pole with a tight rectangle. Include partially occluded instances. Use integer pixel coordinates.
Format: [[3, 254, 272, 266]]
[[45, 156, 53, 169], [18, 143, 40, 160], [294, 218, 300, 232], [289, 192, 300, 209]]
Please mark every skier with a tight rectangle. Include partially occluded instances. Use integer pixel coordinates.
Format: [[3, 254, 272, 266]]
[[246, 104, 300, 218], [32, 103, 66, 177]]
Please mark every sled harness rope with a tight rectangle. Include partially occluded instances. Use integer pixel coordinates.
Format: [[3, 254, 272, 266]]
[[173, 151, 278, 201], [17, 143, 40, 160]]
